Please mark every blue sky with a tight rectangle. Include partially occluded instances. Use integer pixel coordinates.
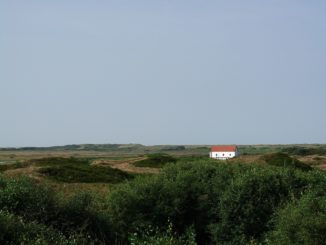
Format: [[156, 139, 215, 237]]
[[1, 0, 325, 147]]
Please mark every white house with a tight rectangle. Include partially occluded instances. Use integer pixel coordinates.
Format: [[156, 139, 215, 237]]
[[209, 145, 240, 160]]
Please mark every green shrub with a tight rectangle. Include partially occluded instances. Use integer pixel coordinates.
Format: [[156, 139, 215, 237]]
[[0, 175, 115, 244], [129, 222, 197, 245], [210, 168, 291, 244], [133, 154, 177, 168], [281, 146, 326, 156], [1, 157, 325, 244], [0, 177, 56, 222], [109, 161, 248, 243], [32, 157, 89, 166], [261, 153, 311, 171], [39, 165, 132, 183], [176, 155, 212, 163], [108, 161, 326, 244], [53, 191, 113, 243], [269, 192, 326, 245], [34, 157, 132, 183], [0, 210, 78, 244], [0, 161, 31, 172]]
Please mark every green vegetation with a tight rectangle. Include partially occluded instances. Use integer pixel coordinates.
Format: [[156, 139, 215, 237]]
[[133, 154, 177, 168], [39, 164, 131, 183], [108, 161, 326, 244], [0, 156, 325, 244], [35, 157, 133, 183], [269, 191, 326, 245], [261, 152, 312, 170], [0, 210, 78, 244], [0, 161, 30, 172], [0, 176, 112, 244], [281, 146, 326, 156], [129, 222, 196, 245], [238, 144, 326, 156]]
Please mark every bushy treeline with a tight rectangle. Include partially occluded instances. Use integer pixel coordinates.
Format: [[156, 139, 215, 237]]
[[0, 176, 113, 244], [281, 146, 326, 156], [1, 160, 326, 244], [109, 161, 326, 244]]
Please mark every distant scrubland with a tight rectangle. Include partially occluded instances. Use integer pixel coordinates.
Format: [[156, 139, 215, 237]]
[[0, 144, 325, 244]]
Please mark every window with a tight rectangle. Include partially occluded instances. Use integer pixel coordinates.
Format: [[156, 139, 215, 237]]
[[229, 154, 231, 156]]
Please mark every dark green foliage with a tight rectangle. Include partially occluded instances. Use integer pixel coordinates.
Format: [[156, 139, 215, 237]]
[[1, 157, 326, 244], [35, 157, 132, 183], [210, 169, 293, 243], [176, 155, 212, 163], [269, 192, 326, 245], [262, 153, 312, 171], [109, 161, 247, 243], [108, 161, 326, 244], [39, 165, 131, 183], [0, 176, 100, 244], [161, 145, 186, 151], [0, 210, 74, 244], [129, 223, 197, 245], [133, 154, 177, 168], [0, 161, 30, 172], [281, 146, 326, 156], [238, 145, 277, 155], [52, 192, 114, 243], [0, 175, 114, 244], [0, 177, 55, 222], [32, 157, 89, 166]]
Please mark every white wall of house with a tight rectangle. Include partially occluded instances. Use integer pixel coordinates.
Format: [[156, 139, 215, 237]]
[[210, 151, 240, 160]]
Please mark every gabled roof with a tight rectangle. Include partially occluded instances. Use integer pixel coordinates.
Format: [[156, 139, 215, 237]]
[[211, 145, 237, 152]]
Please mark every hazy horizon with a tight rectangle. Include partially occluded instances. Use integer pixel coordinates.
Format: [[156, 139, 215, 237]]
[[1, 0, 325, 147]]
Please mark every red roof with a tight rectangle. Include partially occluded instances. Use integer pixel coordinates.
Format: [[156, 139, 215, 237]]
[[211, 145, 237, 152]]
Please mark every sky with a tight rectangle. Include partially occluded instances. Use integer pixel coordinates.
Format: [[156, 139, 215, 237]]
[[1, 0, 326, 147]]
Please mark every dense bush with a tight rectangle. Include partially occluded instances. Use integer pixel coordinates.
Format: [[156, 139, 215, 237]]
[[52, 192, 113, 243], [109, 161, 239, 243], [281, 146, 326, 156], [269, 192, 326, 245], [34, 157, 132, 183], [210, 168, 297, 243], [0, 210, 74, 244], [108, 161, 326, 244], [1, 158, 326, 244], [0, 161, 31, 172], [0, 175, 113, 244], [129, 224, 197, 245], [133, 154, 177, 168], [261, 153, 312, 171], [39, 165, 132, 183], [0, 177, 55, 222]]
